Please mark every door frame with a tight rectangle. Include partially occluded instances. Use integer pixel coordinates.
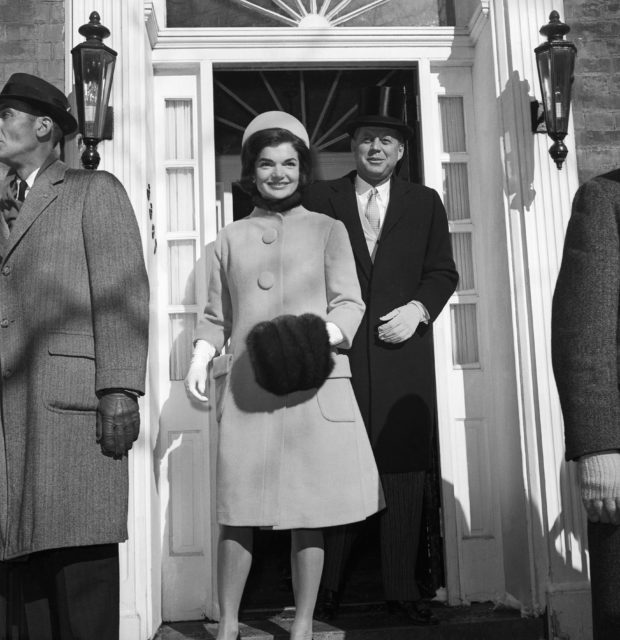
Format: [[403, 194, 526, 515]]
[[149, 19, 486, 620]]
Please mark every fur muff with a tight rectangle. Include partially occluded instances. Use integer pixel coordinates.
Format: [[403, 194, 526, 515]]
[[246, 313, 334, 395]]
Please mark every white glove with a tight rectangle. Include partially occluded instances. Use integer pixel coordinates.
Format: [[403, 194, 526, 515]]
[[184, 340, 215, 402], [326, 321, 344, 346], [378, 302, 424, 344], [579, 451, 620, 525]]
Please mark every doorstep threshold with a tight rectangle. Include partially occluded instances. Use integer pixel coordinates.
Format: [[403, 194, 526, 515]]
[[155, 602, 545, 640]]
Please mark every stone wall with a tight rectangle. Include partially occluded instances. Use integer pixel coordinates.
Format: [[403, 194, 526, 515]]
[[0, 0, 65, 91], [563, 0, 620, 182]]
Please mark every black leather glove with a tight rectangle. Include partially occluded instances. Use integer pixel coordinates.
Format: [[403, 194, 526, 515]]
[[96, 391, 140, 459]]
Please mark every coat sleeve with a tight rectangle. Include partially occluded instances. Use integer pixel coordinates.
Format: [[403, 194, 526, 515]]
[[324, 219, 365, 348], [81, 170, 149, 395], [414, 189, 459, 320], [194, 233, 233, 351], [551, 177, 620, 461]]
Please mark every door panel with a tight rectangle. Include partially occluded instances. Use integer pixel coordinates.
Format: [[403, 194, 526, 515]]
[[153, 75, 216, 621], [424, 64, 514, 603]]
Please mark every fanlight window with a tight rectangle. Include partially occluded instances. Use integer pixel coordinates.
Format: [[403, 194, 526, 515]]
[[166, 0, 468, 28]]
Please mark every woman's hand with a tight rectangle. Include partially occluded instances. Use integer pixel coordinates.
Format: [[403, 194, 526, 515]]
[[184, 340, 215, 402]]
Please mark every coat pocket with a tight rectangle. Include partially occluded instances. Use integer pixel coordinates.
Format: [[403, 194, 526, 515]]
[[45, 332, 98, 413], [212, 353, 233, 422], [316, 354, 356, 422]]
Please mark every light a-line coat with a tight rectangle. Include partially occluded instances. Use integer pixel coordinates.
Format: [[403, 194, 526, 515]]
[[0, 159, 149, 560], [195, 205, 384, 529]]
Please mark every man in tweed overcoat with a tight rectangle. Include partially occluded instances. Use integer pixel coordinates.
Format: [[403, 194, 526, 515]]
[[0, 74, 148, 639], [552, 169, 620, 640]]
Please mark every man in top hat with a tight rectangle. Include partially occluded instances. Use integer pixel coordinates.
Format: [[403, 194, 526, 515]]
[[304, 86, 458, 624], [0, 73, 148, 639]]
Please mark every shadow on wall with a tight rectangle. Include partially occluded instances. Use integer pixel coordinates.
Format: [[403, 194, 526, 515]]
[[498, 70, 537, 213]]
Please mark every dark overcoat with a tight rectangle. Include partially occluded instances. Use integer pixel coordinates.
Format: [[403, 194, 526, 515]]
[[304, 172, 458, 472], [552, 169, 620, 461], [0, 159, 149, 560]]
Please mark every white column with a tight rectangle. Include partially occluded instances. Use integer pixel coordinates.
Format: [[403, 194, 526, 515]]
[[489, 0, 589, 638], [65, 2, 159, 639]]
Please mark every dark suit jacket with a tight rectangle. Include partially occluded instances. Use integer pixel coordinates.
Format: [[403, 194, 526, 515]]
[[304, 172, 458, 472], [552, 169, 620, 461], [0, 159, 149, 559]]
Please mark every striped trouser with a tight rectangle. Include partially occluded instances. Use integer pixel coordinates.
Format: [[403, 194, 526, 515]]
[[321, 470, 426, 601]]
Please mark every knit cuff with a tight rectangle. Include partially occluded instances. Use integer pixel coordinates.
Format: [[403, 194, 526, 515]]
[[579, 451, 620, 501]]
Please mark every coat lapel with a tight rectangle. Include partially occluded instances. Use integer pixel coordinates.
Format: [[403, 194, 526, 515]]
[[379, 177, 412, 241], [4, 159, 66, 261], [329, 173, 373, 280]]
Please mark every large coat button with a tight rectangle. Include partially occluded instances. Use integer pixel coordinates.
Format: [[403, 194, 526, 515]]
[[258, 271, 275, 290], [262, 228, 278, 244], [0, 319, 9, 328], [1, 265, 11, 276]]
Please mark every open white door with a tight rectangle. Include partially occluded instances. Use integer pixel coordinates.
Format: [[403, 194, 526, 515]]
[[153, 72, 221, 622], [422, 62, 523, 605]]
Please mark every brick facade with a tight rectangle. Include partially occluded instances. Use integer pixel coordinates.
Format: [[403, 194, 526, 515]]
[[563, 0, 620, 182], [0, 0, 65, 92], [0, 1, 617, 184]]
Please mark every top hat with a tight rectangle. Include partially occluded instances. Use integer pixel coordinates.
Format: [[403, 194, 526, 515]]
[[0, 73, 77, 135], [345, 86, 413, 139], [242, 111, 310, 148]]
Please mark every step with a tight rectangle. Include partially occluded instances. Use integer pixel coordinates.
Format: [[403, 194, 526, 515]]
[[155, 602, 546, 640]]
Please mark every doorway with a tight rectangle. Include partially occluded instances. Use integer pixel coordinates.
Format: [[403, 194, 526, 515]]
[[211, 65, 444, 611], [153, 55, 513, 621]]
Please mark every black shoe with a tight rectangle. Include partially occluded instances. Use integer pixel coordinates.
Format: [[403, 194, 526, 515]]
[[386, 599, 439, 626], [315, 587, 340, 621]]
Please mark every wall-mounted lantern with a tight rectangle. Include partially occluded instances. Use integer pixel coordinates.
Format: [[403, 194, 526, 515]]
[[71, 11, 117, 170], [533, 10, 577, 170]]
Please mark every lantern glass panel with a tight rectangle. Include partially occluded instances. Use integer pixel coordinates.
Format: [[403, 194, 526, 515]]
[[76, 47, 116, 139], [536, 48, 554, 130], [536, 44, 575, 137], [550, 46, 575, 135]]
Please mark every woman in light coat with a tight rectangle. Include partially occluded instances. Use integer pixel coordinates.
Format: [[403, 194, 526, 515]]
[[185, 112, 383, 640]]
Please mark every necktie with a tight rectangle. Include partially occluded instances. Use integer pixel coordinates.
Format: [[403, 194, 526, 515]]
[[365, 188, 381, 234], [16, 178, 27, 203], [2, 175, 26, 232]]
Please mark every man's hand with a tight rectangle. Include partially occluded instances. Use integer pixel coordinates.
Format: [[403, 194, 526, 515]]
[[96, 392, 140, 459], [579, 451, 620, 525], [378, 303, 423, 344], [184, 340, 214, 402]]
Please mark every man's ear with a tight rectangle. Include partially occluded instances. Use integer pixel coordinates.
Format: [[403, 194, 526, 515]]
[[397, 142, 404, 161], [35, 115, 54, 141]]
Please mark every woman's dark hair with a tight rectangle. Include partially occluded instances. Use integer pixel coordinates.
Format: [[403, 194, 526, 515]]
[[239, 127, 313, 196]]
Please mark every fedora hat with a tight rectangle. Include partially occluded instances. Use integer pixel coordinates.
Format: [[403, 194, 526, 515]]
[[345, 85, 413, 139], [0, 73, 77, 135]]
